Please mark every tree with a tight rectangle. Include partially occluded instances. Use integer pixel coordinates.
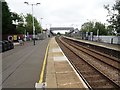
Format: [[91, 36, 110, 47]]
[[25, 14, 42, 34], [16, 23, 25, 34], [11, 12, 24, 23], [57, 32, 61, 36], [93, 22, 107, 35], [81, 21, 108, 35], [2, 2, 12, 34], [2, 1, 25, 35], [104, 1, 120, 35], [81, 21, 94, 34], [11, 13, 26, 34], [2, 2, 42, 35]]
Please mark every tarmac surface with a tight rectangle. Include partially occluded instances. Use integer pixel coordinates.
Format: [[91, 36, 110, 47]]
[[2, 39, 49, 88], [2, 36, 119, 89]]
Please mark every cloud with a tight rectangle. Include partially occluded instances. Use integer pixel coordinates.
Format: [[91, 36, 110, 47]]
[[6, 0, 115, 29]]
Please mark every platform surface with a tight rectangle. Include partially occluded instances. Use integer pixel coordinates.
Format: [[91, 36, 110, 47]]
[[64, 36, 120, 51], [46, 37, 87, 88], [2, 39, 49, 88]]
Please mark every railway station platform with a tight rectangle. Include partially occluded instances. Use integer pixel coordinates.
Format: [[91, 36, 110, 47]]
[[64, 36, 120, 52], [45, 37, 87, 88]]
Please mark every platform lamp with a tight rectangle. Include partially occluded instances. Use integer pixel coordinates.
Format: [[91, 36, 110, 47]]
[[24, 2, 40, 45]]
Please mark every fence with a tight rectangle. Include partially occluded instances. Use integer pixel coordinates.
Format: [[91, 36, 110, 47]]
[[92, 36, 120, 44]]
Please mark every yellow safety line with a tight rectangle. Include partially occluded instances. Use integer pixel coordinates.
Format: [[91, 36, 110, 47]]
[[38, 43, 49, 83]]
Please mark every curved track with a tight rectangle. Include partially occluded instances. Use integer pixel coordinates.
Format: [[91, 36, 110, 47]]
[[56, 36, 120, 89]]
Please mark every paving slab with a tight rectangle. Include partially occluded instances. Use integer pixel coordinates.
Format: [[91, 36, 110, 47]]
[[46, 37, 88, 88]]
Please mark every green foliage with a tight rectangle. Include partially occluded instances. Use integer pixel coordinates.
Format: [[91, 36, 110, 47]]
[[94, 22, 107, 35], [25, 14, 42, 34], [2, 2, 25, 35], [2, 1, 41, 35], [81, 21, 94, 33], [25, 14, 32, 34], [2, 2, 12, 34], [11, 12, 23, 22], [12, 13, 26, 34], [107, 25, 114, 35], [57, 32, 61, 36], [81, 21, 108, 35], [16, 23, 25, 34], [104, 1, 120, 34], [34, 17, 42, 34]]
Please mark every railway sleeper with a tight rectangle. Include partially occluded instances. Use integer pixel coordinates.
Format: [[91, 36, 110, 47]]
[[80, 70, 99, 75], [93, 85, 115, 89], [57, 37, 120, 88], [69, 38, 118, 61], [89, 80, 115, 88], [63, 37, 120, 59], [84, 74, 103, 80], [77, 65, 95, 70], [63, 38, 120, 68], [88, 79, 107, 83], [73, 62, 88, 66]]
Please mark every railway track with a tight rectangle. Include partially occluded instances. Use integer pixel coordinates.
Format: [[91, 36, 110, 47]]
[[56, 36, 120, 89]]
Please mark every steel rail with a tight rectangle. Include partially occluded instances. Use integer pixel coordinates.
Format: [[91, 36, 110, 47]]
[[58, 37, 120, 88]]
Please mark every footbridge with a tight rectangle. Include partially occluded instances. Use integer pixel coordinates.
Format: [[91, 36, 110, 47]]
[[50, 27, 74, 34]]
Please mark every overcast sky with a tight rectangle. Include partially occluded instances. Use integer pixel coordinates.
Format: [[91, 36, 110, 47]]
[[6, 0, 115, 29]]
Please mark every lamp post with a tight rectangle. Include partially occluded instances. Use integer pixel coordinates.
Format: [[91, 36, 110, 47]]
[[97, 29, 99, 41], [24, 2, 40, 45], [40, 18, 43, 26], [23, 18, 27, 41], [40, 18, 43, 33]]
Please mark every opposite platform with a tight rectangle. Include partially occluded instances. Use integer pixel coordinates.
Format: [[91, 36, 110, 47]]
[[64, 36, 120, 52], [46, 37, 88, 88]]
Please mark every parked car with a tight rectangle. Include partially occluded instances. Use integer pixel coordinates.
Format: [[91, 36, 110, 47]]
[[0, 41, 2, 52], [3, 40, 11, 50], [8, 40, 14, 49], [0, 41, 8, 52], [1, 40, 14, 52]]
